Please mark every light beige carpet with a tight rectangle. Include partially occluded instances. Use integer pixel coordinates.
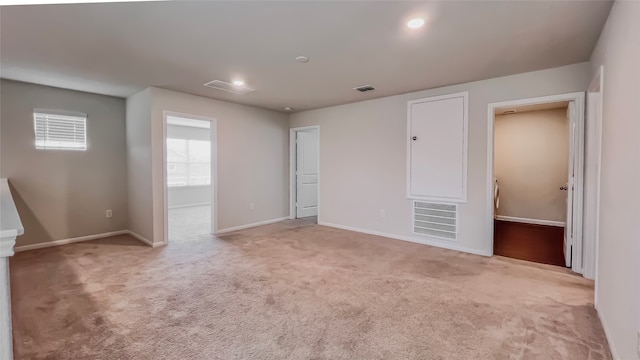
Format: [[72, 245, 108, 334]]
[[10, 219, 611, 359]]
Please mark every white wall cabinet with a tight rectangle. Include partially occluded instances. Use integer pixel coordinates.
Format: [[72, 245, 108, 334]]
[[407, 92, 468, 203]]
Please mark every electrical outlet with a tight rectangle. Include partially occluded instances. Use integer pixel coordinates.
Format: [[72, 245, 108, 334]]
[[106, 210, 113, 218], [249, 203, 255, 211], [379, 210, 386, 218]]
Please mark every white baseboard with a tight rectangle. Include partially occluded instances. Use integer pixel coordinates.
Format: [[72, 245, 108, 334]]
[[216, 217, 289, 235], [168, 202, 211, 210], [14, 230, 129, 252], [596, 307, 619, 360], [318, 221, 492, 257], [127, 230, 165, 247], [495, 215, 565, 227]]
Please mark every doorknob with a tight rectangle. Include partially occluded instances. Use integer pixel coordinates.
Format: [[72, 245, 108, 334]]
[[412, 136, 418, 141]]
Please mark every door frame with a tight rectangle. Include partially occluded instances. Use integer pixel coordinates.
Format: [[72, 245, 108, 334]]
[[289, 125, 320, 219], [586, 66, 604, 296], [162, 111, 218, 242], [487, 92, 586, 273]]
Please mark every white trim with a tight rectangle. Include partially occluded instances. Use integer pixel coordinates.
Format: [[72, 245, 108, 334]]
[[495, 216, 565, 227], [127, 230, 165, 247], [168, 202, 211, 210], [319, 221, 492, 257], [162, 111, 218, 244], [586, 66, 604, 286], [14, 230, 128, 252], [406, 91, 469, 203], [289, 126, 320, 220], [596, 307, 619, 360], [0, 237, 16, 258], [487, 92, 586, 274], [216, 217, 289, 235]]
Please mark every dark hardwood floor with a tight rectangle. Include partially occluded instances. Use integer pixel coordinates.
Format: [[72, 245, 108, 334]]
[[493, 220, 567, 267]]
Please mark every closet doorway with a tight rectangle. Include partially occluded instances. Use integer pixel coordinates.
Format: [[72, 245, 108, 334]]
[[163, 112, 217, 242], [488, 93, 587, 272], [289, 126, 319, 222]]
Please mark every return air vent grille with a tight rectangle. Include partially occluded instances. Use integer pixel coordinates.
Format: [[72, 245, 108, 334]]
[[203, 80, 255, 95], [354, 85, 375, 93], [413, 201, 457, 240]]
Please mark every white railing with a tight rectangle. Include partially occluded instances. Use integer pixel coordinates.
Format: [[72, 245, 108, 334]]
[[0, 178, 23, 360]]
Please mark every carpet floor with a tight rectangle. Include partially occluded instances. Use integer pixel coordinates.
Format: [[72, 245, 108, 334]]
[[168, 205, 212, 242], [10, 219, 611, 360]]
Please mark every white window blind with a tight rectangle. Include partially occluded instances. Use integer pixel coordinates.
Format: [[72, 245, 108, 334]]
[[33, 110, 87, 150]]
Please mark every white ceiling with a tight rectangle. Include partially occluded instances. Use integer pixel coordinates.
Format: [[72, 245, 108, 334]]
[[0, 1, 612, 113]]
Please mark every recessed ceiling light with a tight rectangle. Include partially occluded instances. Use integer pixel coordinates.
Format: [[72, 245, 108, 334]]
[[284, 107, 293, 111], [232, 79, 245, 86], [407, 18, 425, 29], [296, 56, 309, 63]]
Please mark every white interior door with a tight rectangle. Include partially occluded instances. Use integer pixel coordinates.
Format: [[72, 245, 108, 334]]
[[564, 102, 577, 267], [296, 130, 318, 218]]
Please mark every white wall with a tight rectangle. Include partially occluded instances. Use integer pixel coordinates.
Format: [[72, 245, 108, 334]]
[[589, 1, 640, 359], [1, 80, 128, 247], [126, 89, 153, 241], [290, 63, 591, 255], [127, 87, 290, 244], [494, 108, 568, 223]]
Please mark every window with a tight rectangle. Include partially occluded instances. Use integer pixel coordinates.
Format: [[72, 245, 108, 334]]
[[167, 138, 211, 187], [33, 110, 87, 150]]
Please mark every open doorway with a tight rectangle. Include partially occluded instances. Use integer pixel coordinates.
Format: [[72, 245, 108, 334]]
[[488, 93, 586, 272], [290, 126, 319, 223], [163, 113, 216, 242]]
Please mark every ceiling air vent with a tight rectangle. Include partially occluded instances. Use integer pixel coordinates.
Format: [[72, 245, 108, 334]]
[[203, 80, 255, 95], [354, 85, 375, 93]]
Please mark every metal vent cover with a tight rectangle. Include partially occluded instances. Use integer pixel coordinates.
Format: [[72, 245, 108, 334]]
[[354, 85, 375, 92], [203, 80, 255, 95], [413, 201, 457, 240]]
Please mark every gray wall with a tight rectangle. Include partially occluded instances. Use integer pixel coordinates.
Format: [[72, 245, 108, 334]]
[[0, 80, 128, 247], [494, 108, 568, 223], [589, 1, 640, 358], [126, 88, 152, 241], [150, 88, 290, 239], [125, 87, 290, 244], [290, 62, 591, 255]]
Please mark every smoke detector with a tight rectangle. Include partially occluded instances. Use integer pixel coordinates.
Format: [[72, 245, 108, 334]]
[[354, 85, 375, 93], [203, 80, 254, 95]]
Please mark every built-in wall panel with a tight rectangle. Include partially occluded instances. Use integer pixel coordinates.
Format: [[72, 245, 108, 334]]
[[407, 92, 468, 203]]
